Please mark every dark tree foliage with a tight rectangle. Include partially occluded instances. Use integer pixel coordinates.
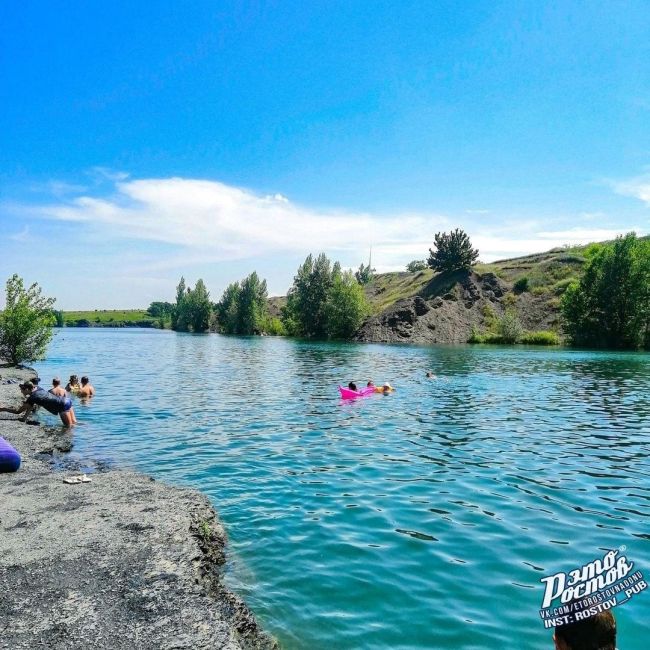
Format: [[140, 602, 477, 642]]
[[215, 272, 268, 335], [283, 253, 369, 339], [53, 310, 65, 327], [355, 262, 375, 285], [561, 233, 650, 349], [427, 229, 479, 273], [146, 301, 174, 318], [171, 277, 187, 331], [171, 277, 211, 333]]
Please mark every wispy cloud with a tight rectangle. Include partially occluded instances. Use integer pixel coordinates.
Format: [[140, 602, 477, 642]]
[[37, 177, 451, 268], [612, 172, 650, 207], [8, 175, 648, 275], [9, 225, 30, 242]]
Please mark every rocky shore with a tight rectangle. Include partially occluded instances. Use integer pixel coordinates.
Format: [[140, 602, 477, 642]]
[[0, 366, 277, 650]]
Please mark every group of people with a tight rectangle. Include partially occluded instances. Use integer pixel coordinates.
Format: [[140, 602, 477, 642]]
[[0, 374, 95, 427], [348, 381, 395, 394]]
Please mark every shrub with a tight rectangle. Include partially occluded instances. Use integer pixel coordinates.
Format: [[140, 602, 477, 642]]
[[406, 260, 427, 273], [481, 303, 498, 331], [467, 328, 504, 344], [520, 331, 561, 345], [561, 233, 650, 349], [427, 229, 479, 273], [552, 278, 576, 295], [497, 309, 523, 344], [0, 275, 56, 364], [513, 277, 529, 293]]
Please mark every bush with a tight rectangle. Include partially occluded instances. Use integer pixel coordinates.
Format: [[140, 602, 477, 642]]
[[561, 233, 649, 349], [406, 260, 427, 273], [258, 316, 286, 336], [497, 309, 523, 344], [0, 275, 56, 364], [513, 277, 529, 293], [552, 278, 576, 295], [427, 229, 479, 273], [520, 331, 561, 345], [467, 328, 504, 344]]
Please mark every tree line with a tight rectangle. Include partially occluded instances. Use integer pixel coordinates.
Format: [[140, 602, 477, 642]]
[[169, 253, 370, 340], [1, 229, 647, 366]]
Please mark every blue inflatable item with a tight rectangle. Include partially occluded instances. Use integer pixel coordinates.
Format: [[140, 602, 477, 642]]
[[0, 436, 21, 473]]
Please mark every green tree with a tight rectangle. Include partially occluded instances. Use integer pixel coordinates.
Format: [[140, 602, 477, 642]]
[[53, 310, 65, 327], [147, 301, 174, 318], [215, 282, 241, 334], [406, 260, 427, 273], [355, 262, 375, 285], [0, 274, 56, 364], [325, 270, 369, 339], [189, 279, 211, 333], [561, 233, 650, 349], [427, 229, 479, 273], [171, 277, 212, 333], [283, 254, 369, 339], [237, 272, 268, 334], [283, 253, 336, 338], [171, 277, 188, 331]]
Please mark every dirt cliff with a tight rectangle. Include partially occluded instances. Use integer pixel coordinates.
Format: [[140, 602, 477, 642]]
[[356, 270, 559, 345]]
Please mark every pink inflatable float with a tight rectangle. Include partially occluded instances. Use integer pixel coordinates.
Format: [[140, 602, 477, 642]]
[[338, 385, 375, 400]]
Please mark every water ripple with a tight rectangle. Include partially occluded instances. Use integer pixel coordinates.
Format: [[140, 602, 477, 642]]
[[34, 330, 650, 650]]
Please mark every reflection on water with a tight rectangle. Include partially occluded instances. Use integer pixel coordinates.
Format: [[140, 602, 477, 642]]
[[35, 330, 650, 650]]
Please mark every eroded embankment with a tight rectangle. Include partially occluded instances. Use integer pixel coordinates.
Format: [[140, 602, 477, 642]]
[[0, 366, 277, 650]]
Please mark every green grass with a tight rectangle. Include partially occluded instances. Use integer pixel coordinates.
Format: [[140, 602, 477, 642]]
[[364, 269, 434, 313], [63, 309, 156, 327], [469, 329, 561, 346], [520, 330, 561, 345]]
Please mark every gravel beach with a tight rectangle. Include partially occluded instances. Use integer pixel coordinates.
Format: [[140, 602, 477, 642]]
[[0, 365, 277, 650]]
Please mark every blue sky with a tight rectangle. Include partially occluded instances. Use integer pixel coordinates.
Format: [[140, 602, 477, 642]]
[[1, 1, 649, 309]]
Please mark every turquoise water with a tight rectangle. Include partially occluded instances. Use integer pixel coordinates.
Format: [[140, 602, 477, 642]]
[[32, 329, 649, 649]]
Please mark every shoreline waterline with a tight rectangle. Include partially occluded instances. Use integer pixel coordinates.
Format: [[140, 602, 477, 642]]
[[0, 364, 277, 649]]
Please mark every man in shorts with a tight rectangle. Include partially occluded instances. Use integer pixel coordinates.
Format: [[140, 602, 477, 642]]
[[0, 381, 77, 426]]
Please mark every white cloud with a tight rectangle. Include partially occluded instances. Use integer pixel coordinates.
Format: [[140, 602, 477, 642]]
[[39, 177, 451, 266], [11, 175, 648, 276], [612, 173, 650, 207]]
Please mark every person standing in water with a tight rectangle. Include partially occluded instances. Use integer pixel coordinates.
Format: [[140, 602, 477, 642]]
[[66, 375, 81, 393], [50, 377, 67, 398], [78, 376, 95, 398]]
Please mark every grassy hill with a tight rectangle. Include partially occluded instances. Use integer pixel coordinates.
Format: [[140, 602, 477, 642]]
[[62, 310, 156, 328], [364, 245, 598, 316]]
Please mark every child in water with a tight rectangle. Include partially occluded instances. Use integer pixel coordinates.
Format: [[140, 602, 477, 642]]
[[66, 375, 81, 394]]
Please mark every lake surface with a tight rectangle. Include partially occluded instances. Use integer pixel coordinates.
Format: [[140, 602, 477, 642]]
[[33, 329, 650, 649]]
